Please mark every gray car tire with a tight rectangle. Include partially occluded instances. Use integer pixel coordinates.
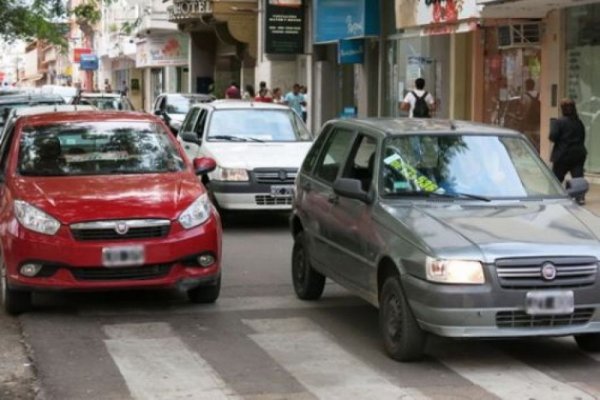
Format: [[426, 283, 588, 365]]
[[187, 276, 221, 304], [379, 276, 426, 361], [575, 333, 600, 352], [292, 232, 325, 300], [1, 260, 32, 315]]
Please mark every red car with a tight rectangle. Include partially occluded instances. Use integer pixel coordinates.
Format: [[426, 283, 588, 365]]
[[0, 111, 221, 315]]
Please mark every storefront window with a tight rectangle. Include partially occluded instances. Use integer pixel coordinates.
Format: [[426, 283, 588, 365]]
[[566, 4, 600, 172], [385, 34, 451, 118], [482, 27, 541, 150]]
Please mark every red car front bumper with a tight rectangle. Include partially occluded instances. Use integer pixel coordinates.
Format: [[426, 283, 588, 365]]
[[3, 216, 221, 292]]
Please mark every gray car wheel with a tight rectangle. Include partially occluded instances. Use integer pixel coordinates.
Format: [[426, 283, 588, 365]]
[[188, 276, 221, 304], [292, 232, 325, 300], [1, 260, 32, 316], [575, 333, 600, 352], [379, 276, 426, 361]]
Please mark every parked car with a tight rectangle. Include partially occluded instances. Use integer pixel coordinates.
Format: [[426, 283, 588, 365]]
[[290, 118, 599, 361], [0, 110, 221, 315], [153, 93, 215, 134], [40, 85, 79, 104], [72, 92, 135, 111], [0, 93, 65, 128], [178, 100, 313, 210]]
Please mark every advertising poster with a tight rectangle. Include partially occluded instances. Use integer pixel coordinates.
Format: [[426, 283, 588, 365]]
[[265, 0, 304, 54]]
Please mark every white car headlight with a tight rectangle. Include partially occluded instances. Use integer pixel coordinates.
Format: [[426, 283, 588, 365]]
[[425, 257, 485, 284], [178, 194, 212, 229], [14, 200, 60, 235], [213, 166, 249, 182]]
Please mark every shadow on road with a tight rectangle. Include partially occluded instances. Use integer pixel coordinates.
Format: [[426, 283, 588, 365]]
[[220, 210, 290, 230]]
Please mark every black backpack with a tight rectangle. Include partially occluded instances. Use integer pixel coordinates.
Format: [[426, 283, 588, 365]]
[[412, 91, 431, 118]]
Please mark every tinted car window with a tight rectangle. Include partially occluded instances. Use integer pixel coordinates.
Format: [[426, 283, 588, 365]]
[[18, 122, 185, 176], [342, 134, 377, 192], [314, 128, 355, 184], [301, 127, 330, 174], [207, 109, 311, 142], [181, 108, 200, 133], [79, 97, 133, 111], [381, 134, 564, 198]]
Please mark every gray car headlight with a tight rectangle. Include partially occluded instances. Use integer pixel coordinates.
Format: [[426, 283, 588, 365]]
[[14, 200, 61, 235], [425, 257, 485, 284], [213, 166, 249, 182], [178, 194, 212, 229]]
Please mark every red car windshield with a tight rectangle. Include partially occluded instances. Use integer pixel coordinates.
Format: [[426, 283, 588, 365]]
[[18, 121, 185, 176]]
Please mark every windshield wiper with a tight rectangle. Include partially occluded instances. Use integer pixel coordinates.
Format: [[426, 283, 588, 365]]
[[245, 137, 265, 142], [209, 135, 247, 142], [391, 191, 491, 202]]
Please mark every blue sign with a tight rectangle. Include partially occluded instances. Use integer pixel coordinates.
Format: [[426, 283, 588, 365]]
[[314, 0, 380, 44], [80, 54, 99, 71], [340, 106, 357, 119], [338, 39, 364, 64]]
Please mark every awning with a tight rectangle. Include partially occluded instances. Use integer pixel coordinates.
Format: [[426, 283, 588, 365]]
[[20, 74, 45, 82], [478, 0, 600, 18]]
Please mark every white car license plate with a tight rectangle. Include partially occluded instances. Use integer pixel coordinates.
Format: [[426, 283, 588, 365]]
[[525, 290, 574, 315], [271, 185, 294, 198], [102, 245, 145, 267]]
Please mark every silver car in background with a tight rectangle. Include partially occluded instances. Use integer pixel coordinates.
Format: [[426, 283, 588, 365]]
[[291, 118, 599, 361]]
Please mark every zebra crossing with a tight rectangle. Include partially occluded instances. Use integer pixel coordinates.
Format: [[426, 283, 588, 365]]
[[21, 295, 600, 400]]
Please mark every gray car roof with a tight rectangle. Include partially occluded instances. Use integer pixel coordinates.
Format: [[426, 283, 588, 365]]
[[331, 118, 521, 136], [190, 99, 290, 111]]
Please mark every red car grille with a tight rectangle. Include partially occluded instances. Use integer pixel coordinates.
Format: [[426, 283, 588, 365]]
[[70, 264, 172, 281], [71, 225, 170, 241]]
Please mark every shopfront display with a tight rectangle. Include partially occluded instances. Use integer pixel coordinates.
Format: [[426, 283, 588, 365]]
[[566, 3, 600, 172]]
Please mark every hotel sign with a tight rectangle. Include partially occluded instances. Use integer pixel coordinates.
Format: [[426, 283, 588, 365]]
[[168, 0, 212, 22]]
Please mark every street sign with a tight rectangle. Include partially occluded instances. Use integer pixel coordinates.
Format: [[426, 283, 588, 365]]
[[80, 54, 99, 71]]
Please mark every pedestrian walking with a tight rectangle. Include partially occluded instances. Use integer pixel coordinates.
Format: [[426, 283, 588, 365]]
[[243, 84, 255, 100], [104, 79, 112, 93], [255, 88, 273, 103], [550, 98, 587, 204], [300, 85, 308, 122], [225, 81, 241, 99], [521, 78, 541, 150], [272, 87, 283, 104], [259, 81, 271, 97], [283, 83, 306, 117], [400, 78, 435, 118], [120, 80, 129, 96]]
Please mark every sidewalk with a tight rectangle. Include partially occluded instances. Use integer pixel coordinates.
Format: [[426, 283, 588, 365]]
[[584, 183, 600, 215]]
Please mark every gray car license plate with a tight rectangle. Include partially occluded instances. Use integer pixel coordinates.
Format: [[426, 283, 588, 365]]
[[271, 185, 294, 198], [525, 290, 574, 315], [102, 245, 145, 267]]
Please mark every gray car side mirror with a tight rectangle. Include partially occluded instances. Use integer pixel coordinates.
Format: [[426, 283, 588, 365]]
[[333, 178, 372, 204]]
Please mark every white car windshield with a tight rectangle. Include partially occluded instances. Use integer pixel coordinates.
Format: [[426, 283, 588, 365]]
[[207, 109, 312, 142], [381, 134, 565, 199], [18, 121, 185, 176]]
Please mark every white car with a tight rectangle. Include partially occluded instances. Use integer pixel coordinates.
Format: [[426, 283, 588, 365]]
[[177, 100, 313, 210]]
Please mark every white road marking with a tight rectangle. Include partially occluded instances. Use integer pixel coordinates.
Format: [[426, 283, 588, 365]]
[[243, 317, 428, 400], [103, 322, 239, 400], [80, 294, 365, 316], [437, 347, 598, 400]]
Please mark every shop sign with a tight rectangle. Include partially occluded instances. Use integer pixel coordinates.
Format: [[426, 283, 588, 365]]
[[79, 54, 99, 71], [395, 0, 480, 29], [314, 0, 380, 44], [112, 58, 135, 71], [73, 48, 91, 63], [338, 39, 364, 64], [136, 35, 189, 68], [167, 0, 212, 22], [265, 0, 304, 54]]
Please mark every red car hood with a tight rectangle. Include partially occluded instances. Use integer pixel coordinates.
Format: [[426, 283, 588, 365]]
[[12, 173, 203, 224]]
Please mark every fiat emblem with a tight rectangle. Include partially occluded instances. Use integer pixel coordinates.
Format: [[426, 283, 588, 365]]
[[279, 170, 287, 181], [541, 262, 557, 281], [115, 222, 129, 235]]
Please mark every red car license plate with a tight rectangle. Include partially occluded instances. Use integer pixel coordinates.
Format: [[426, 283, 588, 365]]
[[102, 245, 145, 267]]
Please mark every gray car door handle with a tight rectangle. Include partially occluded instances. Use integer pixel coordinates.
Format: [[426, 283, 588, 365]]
[[301, 182, 311, 191], [328, 194, 339, 204]]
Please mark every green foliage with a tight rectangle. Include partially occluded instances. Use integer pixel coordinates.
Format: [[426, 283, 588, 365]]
[[0, 0, 68, 46], [72, 1, 101, 26]]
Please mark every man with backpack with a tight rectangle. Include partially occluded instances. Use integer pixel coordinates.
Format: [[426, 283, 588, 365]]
[[401, 78, 436, 118]]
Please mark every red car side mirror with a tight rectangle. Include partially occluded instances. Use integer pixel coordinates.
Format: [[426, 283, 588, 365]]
[[193, 157, 217, 175]]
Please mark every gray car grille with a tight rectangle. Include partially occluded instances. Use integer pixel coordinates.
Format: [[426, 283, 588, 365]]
[[253, 169, 297, 185], [255, 195, 293, 206], [495, 257, 598, 289], [496, 308, 595, 328]]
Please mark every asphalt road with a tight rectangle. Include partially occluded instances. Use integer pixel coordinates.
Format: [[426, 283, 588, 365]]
[[4, 212, 600, 400]]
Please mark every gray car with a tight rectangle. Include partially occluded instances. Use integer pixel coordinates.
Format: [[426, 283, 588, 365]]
[[290, 118, 600, 361]]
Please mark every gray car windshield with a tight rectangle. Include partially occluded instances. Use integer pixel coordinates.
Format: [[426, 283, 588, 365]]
[[79, 97, 133, 111], [381, 134, 564, 199], [207, 109, 312, 142], [18, 122, 185, 176]]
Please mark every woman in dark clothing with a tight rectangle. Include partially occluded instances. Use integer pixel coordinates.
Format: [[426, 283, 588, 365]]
[[549, 98, 587, 204]]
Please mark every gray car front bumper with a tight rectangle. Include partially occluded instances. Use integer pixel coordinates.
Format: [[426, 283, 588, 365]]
[[402, 273, 600, 338]]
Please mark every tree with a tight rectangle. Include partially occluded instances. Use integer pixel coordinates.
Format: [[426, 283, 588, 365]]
[[0, 0, 71, 46]]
